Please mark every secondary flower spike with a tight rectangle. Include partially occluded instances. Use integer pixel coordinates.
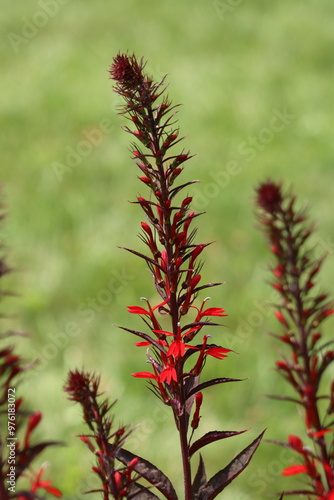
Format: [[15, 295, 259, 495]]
[[256, 179, 334, 498]]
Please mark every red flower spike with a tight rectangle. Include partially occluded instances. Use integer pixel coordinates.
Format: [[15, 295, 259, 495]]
[[106, 53, 263, 500], [256, 179, 334, 499]]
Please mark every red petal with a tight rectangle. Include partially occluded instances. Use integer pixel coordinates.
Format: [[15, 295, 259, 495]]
[[152, 329, 174, 337], [206, 347, 231, 359], [131, 372, 157, 379], [201, 307, 228, 317], [44, 484, 62, 498], [282, 464, 308, 476], [134, 341, 152, 347], [159, 367, 177, 383], [127, 306, 149, 315], [309, 428, 334, 438]]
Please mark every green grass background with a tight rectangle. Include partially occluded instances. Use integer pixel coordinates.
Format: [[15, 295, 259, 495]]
[[1, 0, 334, 498]]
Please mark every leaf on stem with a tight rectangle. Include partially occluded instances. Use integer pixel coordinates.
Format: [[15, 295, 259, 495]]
[[192, 454, 207, 500], [198, 430, 265, 500], [189, 429, 248, 458], [115, 447, 178, 500], [186, 377, 246, 400]]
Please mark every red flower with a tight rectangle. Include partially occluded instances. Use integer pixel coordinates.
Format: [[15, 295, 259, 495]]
[[167, 340, 186, 358], [27, 465, 62, 498], [127, 306, 151, 315], [159, 365, 178, 384], [206, 346, 231, 359]]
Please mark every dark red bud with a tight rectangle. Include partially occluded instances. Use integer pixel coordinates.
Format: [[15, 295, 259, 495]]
[[181, 196, 192, 208]]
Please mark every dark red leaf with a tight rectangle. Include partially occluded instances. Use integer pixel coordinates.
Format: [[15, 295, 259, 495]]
[[186, 378, 245, 400], [119, 247, 165, 273], [192, 454, 207, 499], [118, 326, 166, 354], [198, 430, 265, 500], [128, 482, 161, 500], [189, 430, 248, 458], [114, 447, 178, 500]]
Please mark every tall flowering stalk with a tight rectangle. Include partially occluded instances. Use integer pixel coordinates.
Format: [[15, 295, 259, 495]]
[[94, 52, 265, 500], [255, 180, 334, 499]]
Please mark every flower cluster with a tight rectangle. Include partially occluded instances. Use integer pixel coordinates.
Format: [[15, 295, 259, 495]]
[[110, 53, 232, 405], [256, 180, 334, 499]]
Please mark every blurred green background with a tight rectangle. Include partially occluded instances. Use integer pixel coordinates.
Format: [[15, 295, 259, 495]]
[[1, 0, 334, 498]]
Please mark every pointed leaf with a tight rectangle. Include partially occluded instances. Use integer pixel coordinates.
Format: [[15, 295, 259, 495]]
[[186, 378, 245, 400], [170, 180, 200, 198], [198, 430, 265, 500], [115, 446, 178, 500], [118, 326, 166, 354], [189, 430, 248, 457], [192, 454, 207, 500], [128, 482, 161, 500], [266, 394, 302, 405], [119, 247, 165, 273]]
